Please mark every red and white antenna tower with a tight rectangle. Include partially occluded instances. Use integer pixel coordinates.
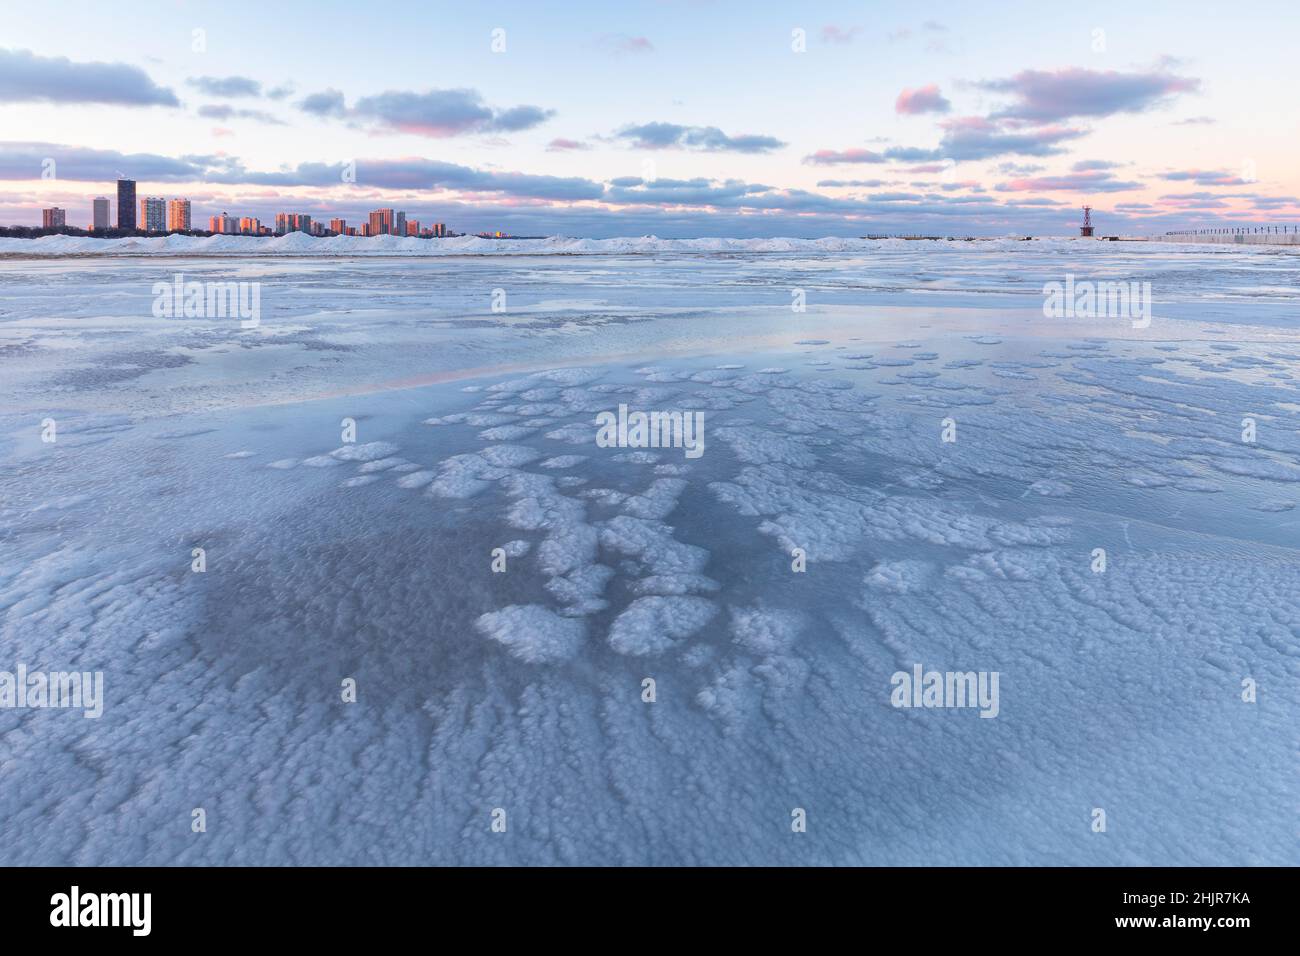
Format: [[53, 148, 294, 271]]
[[1080, 205, 1095, 237]]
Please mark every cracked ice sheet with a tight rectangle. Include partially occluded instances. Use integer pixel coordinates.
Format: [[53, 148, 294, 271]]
[[2, 257, 1298, 868]]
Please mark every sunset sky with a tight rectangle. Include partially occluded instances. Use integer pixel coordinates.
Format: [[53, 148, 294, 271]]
[[2, 0, 1296, 236]]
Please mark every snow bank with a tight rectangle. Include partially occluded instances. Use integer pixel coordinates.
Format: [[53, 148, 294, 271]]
[[2, 232, 1289, 257]]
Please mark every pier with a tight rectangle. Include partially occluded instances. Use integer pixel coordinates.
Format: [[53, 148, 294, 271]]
[[1161, 225, 1300, 246]]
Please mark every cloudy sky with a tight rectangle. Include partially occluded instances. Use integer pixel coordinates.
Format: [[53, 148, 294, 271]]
[[2, 0, 1296, 236]]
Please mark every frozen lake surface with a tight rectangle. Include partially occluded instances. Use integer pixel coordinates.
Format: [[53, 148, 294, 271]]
[[0, 243, 1296, 865]]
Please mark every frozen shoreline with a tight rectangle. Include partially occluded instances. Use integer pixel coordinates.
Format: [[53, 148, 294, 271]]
[[3, 231, 1297, 257]]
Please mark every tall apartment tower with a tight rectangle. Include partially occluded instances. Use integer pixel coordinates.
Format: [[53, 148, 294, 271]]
[[274, 212, 313, 234], [167, 198, 192, 231], [207, 212, 238, 234], [140, 197, 167, 232], [92, 197, 110, 231], [117, 179, 137, 230], [42, 207, 66, 228], [329, 218, 346, 235], [369, 208, 394, 236]]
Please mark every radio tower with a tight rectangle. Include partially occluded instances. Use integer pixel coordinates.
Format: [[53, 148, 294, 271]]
[[1079, 205, 1095, 237]]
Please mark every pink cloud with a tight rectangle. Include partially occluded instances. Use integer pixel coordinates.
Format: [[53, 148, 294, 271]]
[[938, 115, 995, 132], [802, 148, 885, 165], [895, 84, 952, 115], [997, 170, 1143, 193]]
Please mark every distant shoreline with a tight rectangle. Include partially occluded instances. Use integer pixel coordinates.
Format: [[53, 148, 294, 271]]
[[1, 233, 1292, 259]]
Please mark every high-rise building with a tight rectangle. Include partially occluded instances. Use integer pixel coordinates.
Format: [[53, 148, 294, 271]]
[[116, 179, 136, 230], [406, 220, 420, 236], [274, 212, 313, 234], [363, 208, 408, 236], [275, 213, 313, 234], [167, 198, 191, 231], [432, 222, 446, 238], [208, 212, 238, 234], [42, 207, 66, 228], [92, 197, 110, 231], [239, 217, 261, 235], [369, 208, 394, 236], [329, 218, 346, 235], [140, 197, 166, 232]]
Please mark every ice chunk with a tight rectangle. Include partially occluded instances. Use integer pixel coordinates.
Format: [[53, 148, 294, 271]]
[[331, 441, 401, 462], [608, 596, 718, 656], [474, 605, 586, 663]]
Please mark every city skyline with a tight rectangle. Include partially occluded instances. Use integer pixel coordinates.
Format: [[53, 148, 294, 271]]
[[1, 0, 1298, 237], [35, 177, 455, 238]]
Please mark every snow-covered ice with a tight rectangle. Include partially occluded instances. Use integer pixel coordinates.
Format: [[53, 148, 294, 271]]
[[0, 242, 1296, 865]]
